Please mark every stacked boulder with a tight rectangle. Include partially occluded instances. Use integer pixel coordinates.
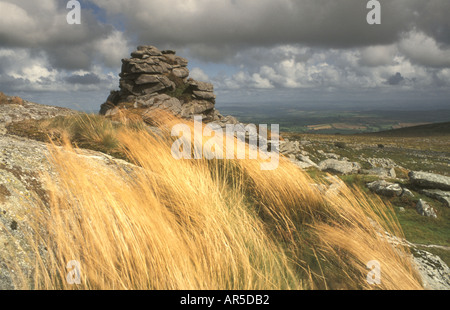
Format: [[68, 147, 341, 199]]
[[100, 45, 237, 126]]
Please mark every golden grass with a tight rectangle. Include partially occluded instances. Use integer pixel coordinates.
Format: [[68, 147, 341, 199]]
[[11, 111, 423, 290]]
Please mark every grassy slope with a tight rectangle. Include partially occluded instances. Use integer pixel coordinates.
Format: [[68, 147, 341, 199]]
[[284, 132, 450, 175], [3, 113, 424, 290], [284, 129, 450, 265], [8, 116, 450, 259], [360, 121, 450, 137]]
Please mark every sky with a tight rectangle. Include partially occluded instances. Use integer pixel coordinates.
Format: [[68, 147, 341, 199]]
[[0, 0, 449, 112]]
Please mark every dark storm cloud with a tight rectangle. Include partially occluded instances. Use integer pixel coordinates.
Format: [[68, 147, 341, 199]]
[[0, 0, 122, 70], [129, 0, 402, 46], [65, 73, 101, 85], [2, 0, 450, 69], [0, 74, 26, 92], [413, 1, 450, 46], [91, 0, 449, 64], [386, 72, 404, 85], [1, 0, 449, 109]]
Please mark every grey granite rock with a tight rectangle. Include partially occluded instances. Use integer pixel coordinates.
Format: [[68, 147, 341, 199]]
[[409, 171, 450, 191]]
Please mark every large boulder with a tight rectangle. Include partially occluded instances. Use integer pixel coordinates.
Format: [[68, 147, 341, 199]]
[[381, 231, 450, 290], [0, 101, 138, 289], [412, 248, 450, 290], [409, 171, 450, 191], [366, 180, 404, 197], [416, 199, 438, 218], [0, 114, 141, 289], [318, 159, 361, 175]]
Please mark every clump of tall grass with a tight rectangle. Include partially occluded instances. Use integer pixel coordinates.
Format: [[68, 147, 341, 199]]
[[38, 112, 147, 157], [16, 111, 423, 290]]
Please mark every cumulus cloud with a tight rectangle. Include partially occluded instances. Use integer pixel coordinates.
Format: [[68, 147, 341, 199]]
[[84, 0, 450, 95], [210, 43, 450, 92], [0, 48, 118, 94], [0, 0, 129, 70], [90, 0, 449, 62], [1, 0, 449, 109], [398, 31, 450, 68], [359, 45, 398, 67], [65, 73, 101, 85], [189, 67, 210, 82]]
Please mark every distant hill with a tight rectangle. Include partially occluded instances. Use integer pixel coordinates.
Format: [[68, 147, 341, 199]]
[[361, 121, 450, 137]]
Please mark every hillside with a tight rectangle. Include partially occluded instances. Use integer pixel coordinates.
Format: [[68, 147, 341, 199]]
[[0, 92, 447, 290], [361, 121, 450, 137]]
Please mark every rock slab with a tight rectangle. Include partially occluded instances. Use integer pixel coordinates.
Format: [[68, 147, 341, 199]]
[[409, 171, 450, 191], [319, 159, 361, 175]]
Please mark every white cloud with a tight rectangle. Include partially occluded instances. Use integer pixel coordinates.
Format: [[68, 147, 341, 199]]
[[93, 30, 130, 68], [399, 31, 450, 68], [251, 73, 274, 89], [11, 64, 56, 84], [0, 48, 118, 93], [1, 0, 449, 109], [359, 45, 398, 67], [189, 67, 210, 82], [210, 41, 450, 92], [0, 2, 36, 43]]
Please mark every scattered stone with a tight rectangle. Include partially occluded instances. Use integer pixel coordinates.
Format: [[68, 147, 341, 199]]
[[366, 180, 404, 197], [311, 175, 345, 196], [213, 114, 239, 128], [279, 140, 301, 156], [317, 150, 340, 159], [289, 157, 317, 169], [409, 171, 450, 191], [0, 97, 76, 124], [297, 154, 318, 168], [362, 167, 396, 178], [366, 157, 399, 169], [416, 199, 437, 218], [318, 159, 361, 175], [180, 100, 214, 118], [412, 248, 450, 290], [334, 142, 346, 149], [381, 230, 450, 290], [401, 188, 415, 198], [291, 160, 314, 169], [326, 153, 340, 160], [420, 189, 450, 208]]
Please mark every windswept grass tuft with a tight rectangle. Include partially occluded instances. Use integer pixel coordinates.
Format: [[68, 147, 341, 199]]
[[12, 111, 424, 290]]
